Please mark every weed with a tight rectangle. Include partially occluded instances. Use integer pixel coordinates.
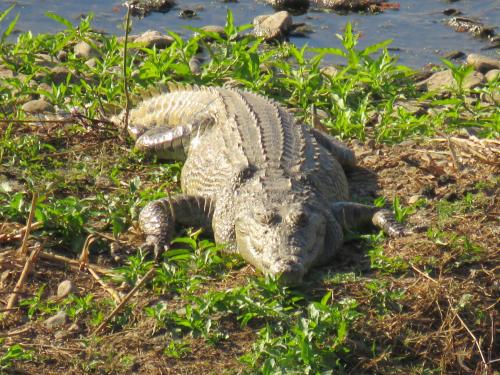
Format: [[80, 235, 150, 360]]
[[0, 342, 33, 371]]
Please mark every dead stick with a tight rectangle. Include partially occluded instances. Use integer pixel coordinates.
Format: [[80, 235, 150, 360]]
[[5, 244, 42, 311], [447, 297, 487, 366], [87, 267, 121, 303], [17, 192, 38, 257], [39, 252, 114, 276], [92, 267, 156, 335], [121, 3, 132, 137]]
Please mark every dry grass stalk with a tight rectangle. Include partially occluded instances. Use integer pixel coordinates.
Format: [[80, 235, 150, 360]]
[[79, 234, 96, 270], [92, 267, 156, 335], [39, 251, 114, 275], [5, 243, 43, 313], [87, 267, 122, 303], [0, 222, 43, 243], [17, 192, 38, 257]]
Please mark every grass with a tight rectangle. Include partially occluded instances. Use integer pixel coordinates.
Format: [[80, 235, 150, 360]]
[[0, 5, 498, 374]]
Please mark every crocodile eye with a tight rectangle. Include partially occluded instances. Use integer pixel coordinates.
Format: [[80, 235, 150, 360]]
[[256, 211, 280, 225], [288, 211, 308, 226]]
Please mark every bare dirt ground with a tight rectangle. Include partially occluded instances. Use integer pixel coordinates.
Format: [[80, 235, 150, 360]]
[[1, 128, 498, 374]]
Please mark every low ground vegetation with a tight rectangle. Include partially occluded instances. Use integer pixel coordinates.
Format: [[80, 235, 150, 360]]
[[0, 6, 498, 374]]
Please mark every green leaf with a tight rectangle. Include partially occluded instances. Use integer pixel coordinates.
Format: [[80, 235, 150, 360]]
[[0, 4, 15, 25], [45, 12, 74, 29], [1, 12, 19, 41], [361, 39, 393, 56]]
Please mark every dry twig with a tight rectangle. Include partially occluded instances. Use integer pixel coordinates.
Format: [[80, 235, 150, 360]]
[[92, 267, 156, 335], [87, 267, 122, 303], [17, 192, 38, 257], [5, 243, 42, 313]]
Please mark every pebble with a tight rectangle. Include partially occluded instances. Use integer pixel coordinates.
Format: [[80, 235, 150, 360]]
[[57, 50, 68, 62], [57, 280, 75, 299], [253, 11, 293, 41], [21, 98, 54, 114], [44, 310, 68, 329], [485, 69, 499, 82], [74, 41, 97, 59], [85, 57, 97, 69], [134, 30, 174, 49], [408, 195, 423, 205], [320, 65, 338, 77], [421, 69, 484, 91], [50, 66, 74, 84], [466, 54, 500, 73]]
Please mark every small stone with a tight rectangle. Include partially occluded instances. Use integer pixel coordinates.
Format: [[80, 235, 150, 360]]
[[50, 66, 74, 84], [421, 69, 484, 91], [74, 41, 97, 59], [134, 30, 174, 49], [443, 8, 461, 16], [408, 195, 423, 205], [179, 8, 196, 18], [44, 310, 68, 329], [0, 67, 14, 79], [68, 323, 80, 332], [199, 25, 227, 41], [85, 57, 97, 69], [442, 50, 465, 60], [38, 83, 52, 93], [253, 11, 293, 41], [263, 0, 310, 10], [320, 65, 338, 77], [57, 50, 68, 62], [21, 98, 53, 114], [485, 69, 499, 82], [54, 330, 67, 340], [57, 280, 75, 299], [466, 54, 500, 73], [189, 56, 202, 74]]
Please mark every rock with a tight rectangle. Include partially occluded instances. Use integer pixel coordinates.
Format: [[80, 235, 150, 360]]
[[448, 17, 495, 38], [393, 100, 429, 116], [263, 0, 310, 10], [68, 323, 80, 332], [443, 8, 462, 16], [134, 30, 174, 49], [38, 83, 52, 93], [253, 11, 293, 41], [466, 54, 500, 73], [189, 56, 202, 74], [34, 54, 57, 69], [420, 69, 484, 91], [0, 67, 14, 79], [408, 195, 423, 205], [85, 58, 97, 69], [44, 311, 68, 329], [127, 0, 175, 18], [442, 50, 465, 60], [57, 280, 75, 299], [22, 98, 54, 114], [179, 8, 197, 18], [485, 69, 499, 82], [199, 25, 227, 41], [56, 50, 68, 62], [50, 66, 75, 84], [74, 41, 97, 59], [320, 65, 338, 77]]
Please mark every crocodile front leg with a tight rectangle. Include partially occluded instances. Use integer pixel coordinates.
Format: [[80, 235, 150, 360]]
[[311, 128, 356, 168], [330, 202, 406, 237], [139, 195, 215, 258]]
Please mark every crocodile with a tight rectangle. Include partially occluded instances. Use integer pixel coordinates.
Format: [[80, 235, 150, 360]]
[[123, 84, 401, 284]]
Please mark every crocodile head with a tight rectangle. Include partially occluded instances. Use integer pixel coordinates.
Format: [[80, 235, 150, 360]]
[[234, 197, 329, 285]]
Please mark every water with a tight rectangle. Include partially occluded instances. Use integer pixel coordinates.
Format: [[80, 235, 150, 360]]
[[0, 0, 498, 67]]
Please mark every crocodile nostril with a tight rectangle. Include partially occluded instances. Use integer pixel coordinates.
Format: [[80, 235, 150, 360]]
[[273, 259, 305, 286]]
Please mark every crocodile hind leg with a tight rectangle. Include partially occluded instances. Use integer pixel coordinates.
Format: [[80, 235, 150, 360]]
[[139, 195, 215, 258], [330, 202, 406, 237], [311, 128, 356, 168]]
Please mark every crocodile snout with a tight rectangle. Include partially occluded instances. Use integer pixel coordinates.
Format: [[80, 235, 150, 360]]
[[271, 257, 305, 285]]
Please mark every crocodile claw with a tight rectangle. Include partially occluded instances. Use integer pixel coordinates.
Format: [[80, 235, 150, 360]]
[[141, 235, 169, 260]]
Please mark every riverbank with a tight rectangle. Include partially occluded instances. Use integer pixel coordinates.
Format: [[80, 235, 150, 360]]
[[0, 9, 498, 374]]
